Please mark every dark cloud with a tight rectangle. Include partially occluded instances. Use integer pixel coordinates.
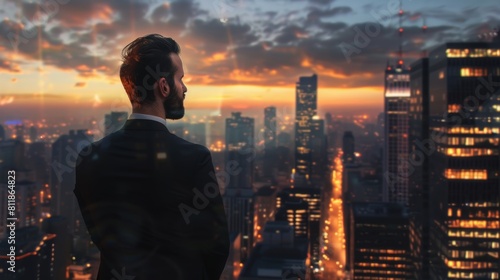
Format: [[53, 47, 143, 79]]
[[188, 18, 258, 53], [0, 0, 498, 91], [274, 25, 308, 44], [74, 82, 86, 88], [307, 6, 352, 22], [309, 0, 336, 5], [151, 3, 171, 23]]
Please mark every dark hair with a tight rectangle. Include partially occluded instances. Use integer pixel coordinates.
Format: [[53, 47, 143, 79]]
[[120, 34, 180, 104]]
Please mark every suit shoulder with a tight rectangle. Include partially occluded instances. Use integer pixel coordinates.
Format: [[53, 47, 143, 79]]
[[168, 134, 210, 153]]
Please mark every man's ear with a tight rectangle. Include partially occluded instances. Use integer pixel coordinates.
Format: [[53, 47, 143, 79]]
[[159, 77, 170, 98]]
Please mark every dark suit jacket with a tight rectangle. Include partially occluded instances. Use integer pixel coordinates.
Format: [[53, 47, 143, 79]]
[[74, 119, 230, 280]]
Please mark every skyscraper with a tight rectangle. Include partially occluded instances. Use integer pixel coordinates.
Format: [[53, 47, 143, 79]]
[[253, 186, 277, 245], [294, 74, 318, 186], [264, 106, 277, 150], [409, 57, 430, 279], [224, 112, 255, 261], [264, 107, 277, 179], [347, 202, 412, 279], [310, 118, 327, 184], [427, 42, 500, 279], [225, 112, 254, 190], [383, 64, 410, 205], [276, 187, 321, 270]]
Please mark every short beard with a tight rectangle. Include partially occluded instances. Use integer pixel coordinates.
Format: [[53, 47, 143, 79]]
[[163, 83, 184, 120]]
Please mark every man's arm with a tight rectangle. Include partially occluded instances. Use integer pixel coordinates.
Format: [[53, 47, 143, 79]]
[[191, 147, 230, 280]]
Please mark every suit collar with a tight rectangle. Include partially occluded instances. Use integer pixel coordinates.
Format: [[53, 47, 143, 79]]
[[123, 119, 171, 132]]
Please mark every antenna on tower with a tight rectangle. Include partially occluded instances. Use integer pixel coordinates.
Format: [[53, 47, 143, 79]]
[[397, 0, 404, 67]]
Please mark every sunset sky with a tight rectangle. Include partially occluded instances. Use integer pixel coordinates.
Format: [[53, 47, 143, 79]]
[[0, 0, 499, 122]]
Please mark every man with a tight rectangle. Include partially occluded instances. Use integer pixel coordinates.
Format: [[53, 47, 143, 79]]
[[74, 34, 230, 280]]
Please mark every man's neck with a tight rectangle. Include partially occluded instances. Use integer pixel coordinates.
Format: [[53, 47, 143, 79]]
[[132, 105, 165, 119]]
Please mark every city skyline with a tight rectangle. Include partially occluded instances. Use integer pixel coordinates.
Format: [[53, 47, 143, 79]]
[[1, 0, 499, 122], [1, 1, 499, 280]]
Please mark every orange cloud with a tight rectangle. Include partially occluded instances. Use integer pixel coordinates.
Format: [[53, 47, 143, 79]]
[[0, 96, 14, 106], [202, 52, 228, 65]]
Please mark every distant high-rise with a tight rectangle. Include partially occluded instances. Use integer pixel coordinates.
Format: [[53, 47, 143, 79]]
[[325, 113, 338, 161], [294, 74, 318, 186], [15, 124, 24, 142], [29, 125, 37, 142], [427, 41, 500, 280], [275, 197, 309, 238], [383, 64, 410, 205], [276, 187, 321, 270], [0, 179, 41, 238], [263, 107, 277, 179], [343, 131, 355, 164], [104, 111, 128, 136], [310, 118, 327, 183], [264, 106, 277, 149], [225, 112, 254, 190], [253, 186, 277, 245], [224, 112, 255, 261]]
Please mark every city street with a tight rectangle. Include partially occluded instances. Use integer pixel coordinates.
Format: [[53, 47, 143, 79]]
[[318, 154, 346, 279]]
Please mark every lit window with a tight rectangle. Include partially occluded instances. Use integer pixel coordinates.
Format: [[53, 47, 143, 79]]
[[444, 169, 488, 180], [461, 68, 487, 77]]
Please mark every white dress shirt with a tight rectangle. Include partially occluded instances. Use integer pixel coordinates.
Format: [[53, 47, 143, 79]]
[[129, 113, 167, 128]]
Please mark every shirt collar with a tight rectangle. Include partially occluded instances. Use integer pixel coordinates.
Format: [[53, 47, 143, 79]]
[[129, 113, 167, 128]]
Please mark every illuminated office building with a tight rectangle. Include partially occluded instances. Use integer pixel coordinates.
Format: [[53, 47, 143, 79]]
[[427, 42, 500, 279], [276, 187, 321, 270], [253, 186, 277, 245], [347, 202, 412, 280], [383, 64, 410, 205], [294, 74, 318, 186]]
